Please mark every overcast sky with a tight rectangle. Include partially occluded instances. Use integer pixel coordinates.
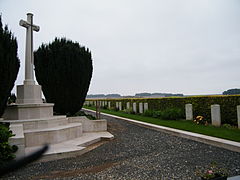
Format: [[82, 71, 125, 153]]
[[1, 0, 240, 96]]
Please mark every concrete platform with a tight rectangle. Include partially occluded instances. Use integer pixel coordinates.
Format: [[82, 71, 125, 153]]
[[3, 115, 114, 161], [3, 115, 67, 130], [25, 131, 114, 162], [24, 123, 83, 147]]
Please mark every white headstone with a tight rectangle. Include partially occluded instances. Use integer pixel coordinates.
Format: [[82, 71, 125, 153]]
[[139, 103, 143, 114], [119, 102, 122, 111], [116, 102, 119, 109], [185, 104, 193, 120], [108, 101, 111, 109], [133, 103, 137, 113], [144, 103, 148, 112], [211, 104, 221, 127], [127, 102, 130, 110], [237, 105, 240, 129]]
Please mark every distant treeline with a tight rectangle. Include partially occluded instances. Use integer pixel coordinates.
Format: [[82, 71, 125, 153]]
[[87, 92, 184, 99], [87, 94, 121, 98], [135, 93, 184, 97], [222, 88, 240, 95]]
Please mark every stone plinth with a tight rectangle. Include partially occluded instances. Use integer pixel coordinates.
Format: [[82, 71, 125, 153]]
[[211, 104, 221, 127], [3, 103, 54, 120], [185, 104, 193, 120], [16, 84, 43, 104]]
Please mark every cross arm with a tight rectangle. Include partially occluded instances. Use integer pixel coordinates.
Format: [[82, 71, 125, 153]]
[[19, 20, 40, 32]]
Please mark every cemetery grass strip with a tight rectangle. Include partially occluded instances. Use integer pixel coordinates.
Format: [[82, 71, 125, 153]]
[[83, 106, 240, 142]]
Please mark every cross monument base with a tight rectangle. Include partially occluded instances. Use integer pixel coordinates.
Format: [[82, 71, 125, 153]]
[[16, 84, 43, 104]]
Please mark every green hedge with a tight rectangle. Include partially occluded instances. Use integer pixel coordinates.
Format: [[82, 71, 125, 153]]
[[86, 95, 240, 125]]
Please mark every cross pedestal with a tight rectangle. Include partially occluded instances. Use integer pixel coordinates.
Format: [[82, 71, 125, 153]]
[[16, 13, 42, 104], [16, 84, 42, 104], [3, 13, 54, 119]]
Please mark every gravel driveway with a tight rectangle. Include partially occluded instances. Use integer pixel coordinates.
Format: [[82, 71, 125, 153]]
[[2, 114, 240, 180]]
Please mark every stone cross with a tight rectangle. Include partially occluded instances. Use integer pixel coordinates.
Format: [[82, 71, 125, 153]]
[[20, 13, 40, 85]]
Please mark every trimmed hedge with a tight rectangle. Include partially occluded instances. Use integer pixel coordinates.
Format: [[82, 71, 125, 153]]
[[86, 95, 240, 125]]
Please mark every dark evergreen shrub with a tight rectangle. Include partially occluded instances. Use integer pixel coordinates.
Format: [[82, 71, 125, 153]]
[[34, 38, 93, 115], [0, 16, 20, 117], [0, 123, 18, 167]]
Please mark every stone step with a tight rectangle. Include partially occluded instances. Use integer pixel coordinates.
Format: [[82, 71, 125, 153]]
[[3, 103, 54, 120], [2, 116, 68, 130], [24, 123, 83, 147], [25, 131, 114, 162]]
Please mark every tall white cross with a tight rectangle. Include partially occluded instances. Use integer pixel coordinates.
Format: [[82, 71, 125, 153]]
[[19, 13, 40, 85]]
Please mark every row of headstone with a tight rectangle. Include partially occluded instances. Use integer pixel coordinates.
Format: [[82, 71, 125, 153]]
[[115, 102, 122, 111], [84, 100, 108, 107], [185, 103, 240, 129], [132, 102, 148, 113], [115, 102, 148, 113], [84, 101, 148, 114]]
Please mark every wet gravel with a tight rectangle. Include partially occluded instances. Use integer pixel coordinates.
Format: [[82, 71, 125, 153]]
[[1, 113, 240, 180]]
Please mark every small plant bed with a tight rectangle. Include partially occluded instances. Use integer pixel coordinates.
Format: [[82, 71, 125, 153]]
[[83, 106, 240, 142]]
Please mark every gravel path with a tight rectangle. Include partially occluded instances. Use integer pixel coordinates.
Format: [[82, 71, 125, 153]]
[[2, 113, 240, 180]]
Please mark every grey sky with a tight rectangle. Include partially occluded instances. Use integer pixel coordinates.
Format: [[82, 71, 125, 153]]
[[1, 0, 240, 95]]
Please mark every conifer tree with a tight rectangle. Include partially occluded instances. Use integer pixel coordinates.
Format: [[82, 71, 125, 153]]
[[34, 38, 93, 115], [0, 16, 20, 117]]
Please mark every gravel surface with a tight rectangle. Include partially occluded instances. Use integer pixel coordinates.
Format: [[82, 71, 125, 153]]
[[1, 113, 240, 180]]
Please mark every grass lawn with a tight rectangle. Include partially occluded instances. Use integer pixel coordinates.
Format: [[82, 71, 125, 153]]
[[83, 106, 240, 142]]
